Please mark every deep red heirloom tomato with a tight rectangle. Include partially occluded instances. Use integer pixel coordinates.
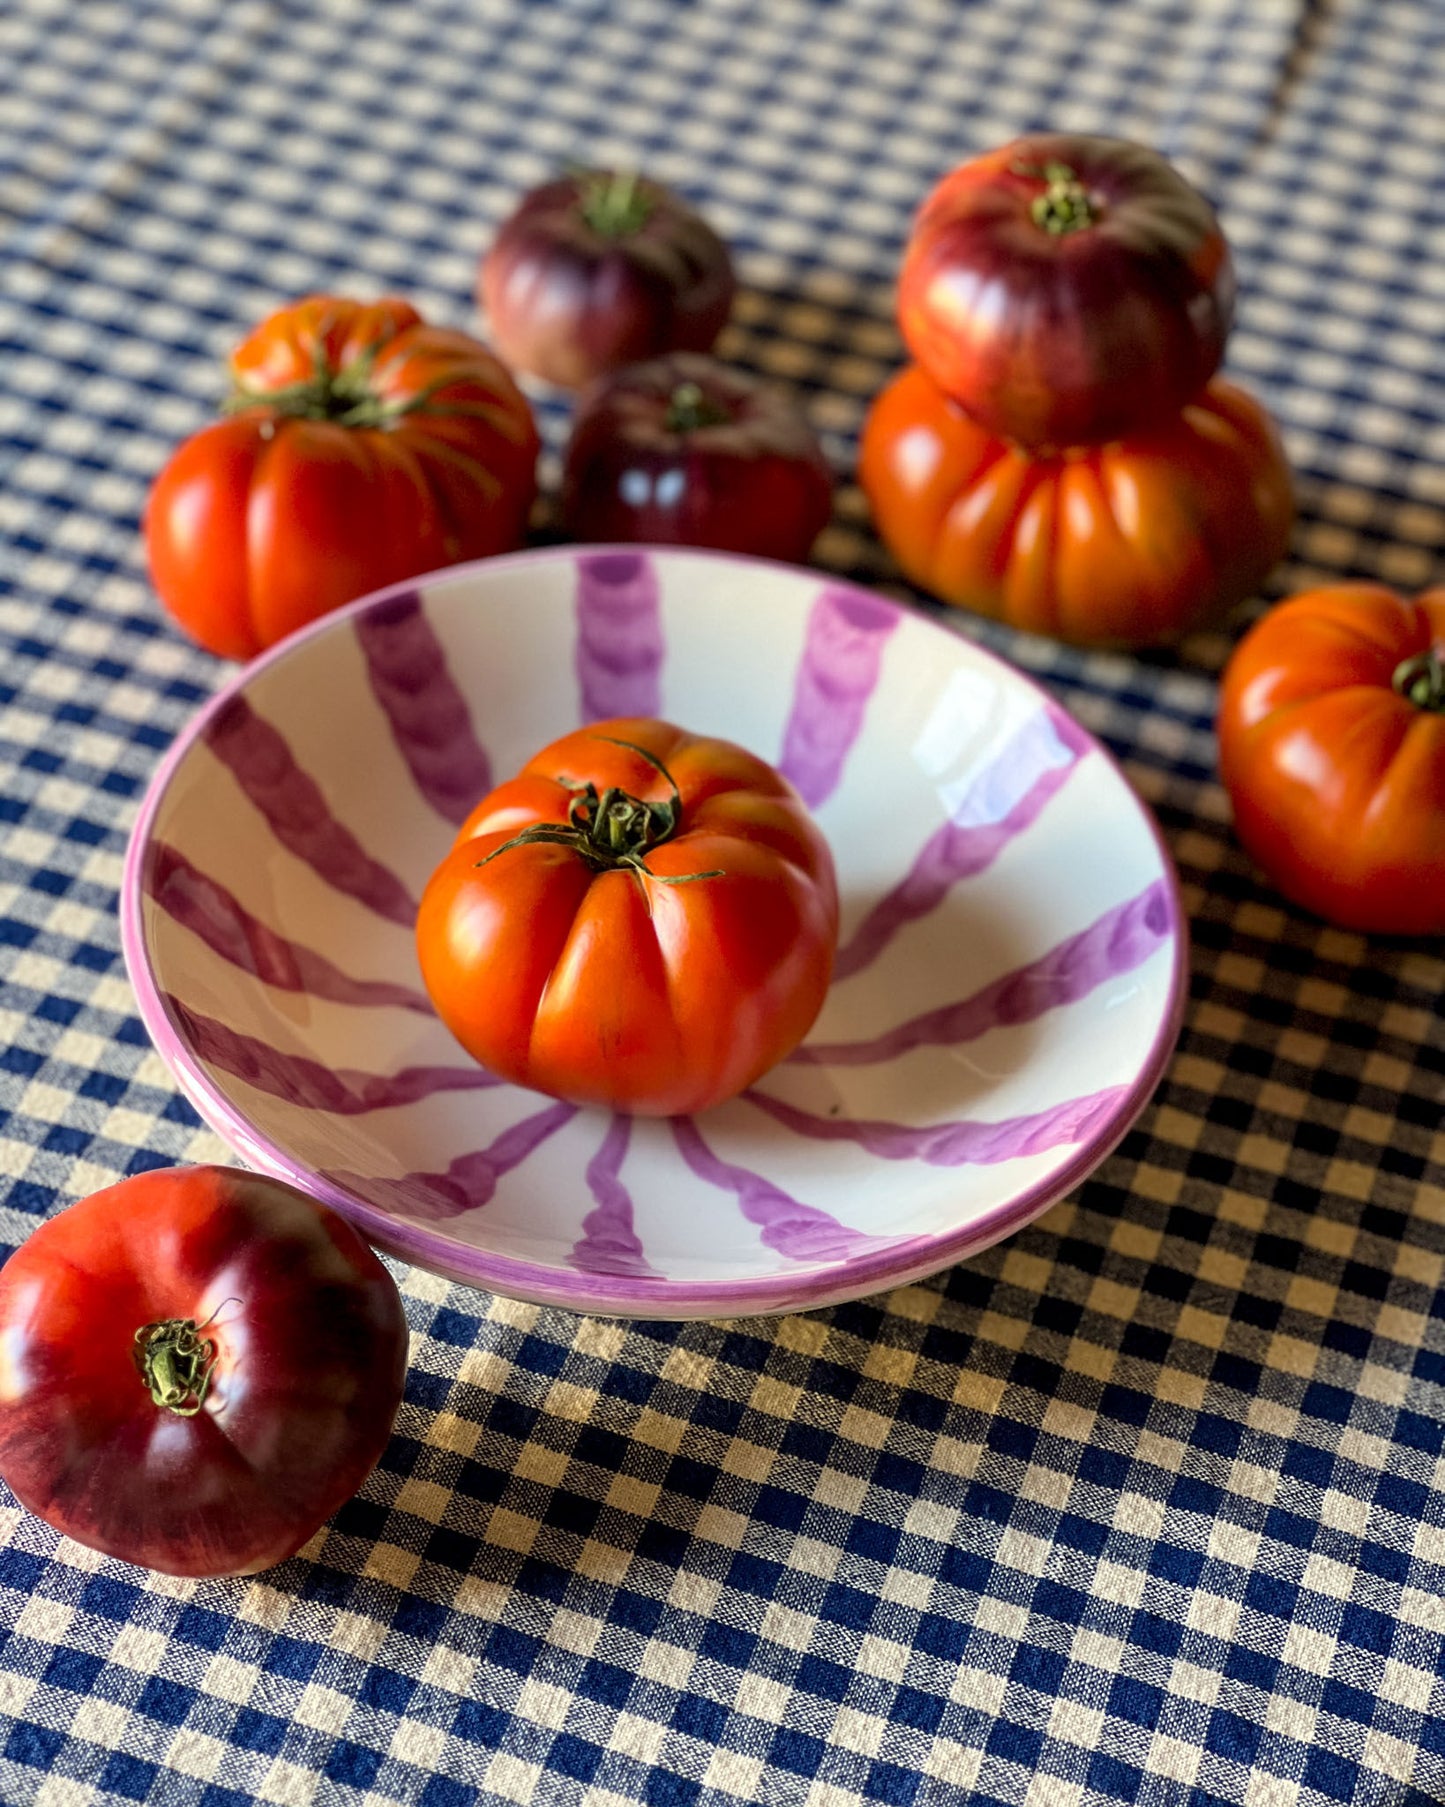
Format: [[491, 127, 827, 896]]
[[0, 1166, 409, 1578], [416, 718, 839, 1116], [897, 134, 1235, 448], [145, 295, 539, 661], [559, 352, 834, 561], [859, 363, 1293, 647], [480, 169, 736, 389], [1216, 584, 1445, 935]]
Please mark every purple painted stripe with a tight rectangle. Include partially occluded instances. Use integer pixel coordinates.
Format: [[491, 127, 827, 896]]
[[575, 551, 664, 722], [747, 1083, 1130, 1166], [202, 695, 418, 926], [328, 1101, 579, 1222], [671, 1117, 881, 1263], [146, 843, 432, 1015], [832, 707, 1091, 981], [569, 1114, 660, 1278], [166, 992, 498, 1114], [354, 589, 492, 824], [800, 879, 1173, 1068], [779, 586, 899, 808]]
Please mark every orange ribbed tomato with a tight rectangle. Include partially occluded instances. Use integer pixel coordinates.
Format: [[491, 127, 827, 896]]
[[859, 364, 1293, 648], [417, 718, 839, 1117], [1217, 584, 1445, 935], [145, 296, 539, 660]]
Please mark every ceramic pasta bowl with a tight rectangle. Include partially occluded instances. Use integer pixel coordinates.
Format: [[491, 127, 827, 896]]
[[121, 546, 1186, 1319]]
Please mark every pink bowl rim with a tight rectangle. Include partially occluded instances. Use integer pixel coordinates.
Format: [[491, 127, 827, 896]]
[[120, 544, 1190, 1320]]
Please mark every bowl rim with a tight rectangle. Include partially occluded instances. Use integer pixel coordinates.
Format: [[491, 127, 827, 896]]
[[120, 543, 1190, 1319]]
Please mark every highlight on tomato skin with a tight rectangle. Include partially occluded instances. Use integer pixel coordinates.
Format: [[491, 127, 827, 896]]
[[0, 1165, 410, 1579], [1215, 583, 1445, 936], [416, 717, 840, 1117]]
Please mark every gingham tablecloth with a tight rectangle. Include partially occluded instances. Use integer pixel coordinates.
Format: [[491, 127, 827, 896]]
[[1, 2, 1443, 1803]]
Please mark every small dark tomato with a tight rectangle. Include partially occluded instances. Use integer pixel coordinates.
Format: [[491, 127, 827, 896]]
[[559, 353, 834, 562], [898, 134, 1236, 447], [479, 170, 736, 389]]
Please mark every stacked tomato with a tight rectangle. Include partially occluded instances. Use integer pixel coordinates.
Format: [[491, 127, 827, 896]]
[[861, 135, 1295, 648], [482, 167, 834, 563]]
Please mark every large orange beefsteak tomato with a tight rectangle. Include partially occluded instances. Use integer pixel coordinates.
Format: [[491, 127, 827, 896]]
[[145, 296, 539, 660], [859, 364, 1293, 648], [1216, 584, 1445, 935], [416, 718, 839, 1116]]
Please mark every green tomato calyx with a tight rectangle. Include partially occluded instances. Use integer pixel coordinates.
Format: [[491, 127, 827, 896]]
[[578, 169, 654, 238], [476, 737, 723, 885], [223, 352, 456, 430], [1022, 161, 1099, 235], [1392, 648, 1445, 712], [666, 381, 732, 434], [134, 1317, 219, 1417]]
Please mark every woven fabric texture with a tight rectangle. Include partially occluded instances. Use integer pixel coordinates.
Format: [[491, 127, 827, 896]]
[[0, 2, 1442, 1804]]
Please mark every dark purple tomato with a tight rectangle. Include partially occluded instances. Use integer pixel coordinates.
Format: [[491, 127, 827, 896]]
[[559, 353, 835, 561], [0, 1165, 409, 1578], [480, 170, 736, 389], [897, 134, 1236, 447]]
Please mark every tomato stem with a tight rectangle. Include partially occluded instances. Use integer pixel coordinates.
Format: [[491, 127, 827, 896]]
[[1023, 161, 1098, 235], [224, 362, 454, 430], [476, 736, 723, 884], [666, 381, 732, 433], [578, 169, 653, 238], [134, 1317, 219, 1417], [1392, 648, 1445, 712]]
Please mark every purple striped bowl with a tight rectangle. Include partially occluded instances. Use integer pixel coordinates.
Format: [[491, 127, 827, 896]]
[[121, 547, 1187, 1320]]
